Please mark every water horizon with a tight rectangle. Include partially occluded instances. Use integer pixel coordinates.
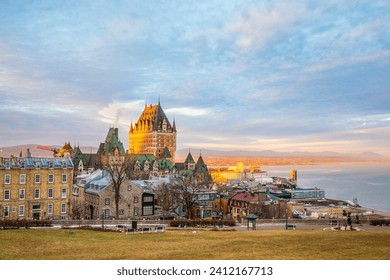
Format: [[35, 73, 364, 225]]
[[262, 162, 390, 213]]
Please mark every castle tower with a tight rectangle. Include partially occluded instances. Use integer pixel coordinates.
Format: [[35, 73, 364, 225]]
[[129, 101, 176, 161]]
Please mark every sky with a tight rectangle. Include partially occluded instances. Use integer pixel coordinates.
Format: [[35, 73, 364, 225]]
[[1, 0, 390, 156]]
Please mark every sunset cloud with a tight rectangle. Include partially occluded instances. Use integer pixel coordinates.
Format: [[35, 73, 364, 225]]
[[0, 1, 389, 156]]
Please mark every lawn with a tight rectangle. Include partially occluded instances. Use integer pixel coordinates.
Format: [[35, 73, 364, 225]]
[[1, 229, 389, 260]]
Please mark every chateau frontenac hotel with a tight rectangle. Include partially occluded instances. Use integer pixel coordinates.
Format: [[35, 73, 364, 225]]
[[129, 100, 177, 160]]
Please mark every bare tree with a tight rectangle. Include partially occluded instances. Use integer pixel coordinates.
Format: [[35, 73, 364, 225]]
[[168, 166, 214, 219], [101, 155, 133, 220], [171, 174, 204, 219], [155, 183, 177, 219]]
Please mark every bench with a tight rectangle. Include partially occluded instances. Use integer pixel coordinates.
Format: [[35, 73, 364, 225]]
[[286, 224, 296, 230]]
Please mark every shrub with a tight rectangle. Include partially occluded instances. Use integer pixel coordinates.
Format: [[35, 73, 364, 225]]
[[370, 219, 390, 226], [170, 219, 236, 227], [61, 225, 118, 232], [0, 219, 53, 229]]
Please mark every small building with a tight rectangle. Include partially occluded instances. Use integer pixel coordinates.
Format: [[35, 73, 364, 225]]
[[193, 189, 217, 220], [229, 192, 261, 222], [291, 188, 325, 199], [82, 170, 155, 220]]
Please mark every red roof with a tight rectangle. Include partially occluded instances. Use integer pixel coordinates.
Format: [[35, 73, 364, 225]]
[[231, 192, 259, 203]]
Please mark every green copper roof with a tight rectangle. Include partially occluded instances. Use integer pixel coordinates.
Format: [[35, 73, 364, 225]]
[[184, 152, 195, 163]]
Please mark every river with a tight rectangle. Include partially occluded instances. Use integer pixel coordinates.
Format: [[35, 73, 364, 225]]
[[262, 162, 390, 213]]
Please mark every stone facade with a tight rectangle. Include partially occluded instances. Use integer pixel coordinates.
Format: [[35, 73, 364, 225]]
[[80, 170, 155, 220], [0, 156, 74, 220]]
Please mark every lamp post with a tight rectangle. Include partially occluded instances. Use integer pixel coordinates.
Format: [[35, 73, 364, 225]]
[[102, 210, 105, 229], [285, 208, 288, 230]]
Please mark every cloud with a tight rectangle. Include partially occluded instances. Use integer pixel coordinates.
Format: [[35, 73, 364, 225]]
[[304, 50, 390, 74], [225, 2, 307, 52], [349, 114, 390, 129], [165, 107, 210, 117], [105, 18, 147, 41], [98, 100, 145, 126]]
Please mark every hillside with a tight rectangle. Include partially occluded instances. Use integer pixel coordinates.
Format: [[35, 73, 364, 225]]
[[0, 144, 97, 158], [1, 144, 388, 166], [175, 148, 389, 166]]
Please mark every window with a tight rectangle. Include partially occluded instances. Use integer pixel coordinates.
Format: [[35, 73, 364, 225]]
[[3, 206, 9, 217], [47, 204, 53, 214], [4, 174, 11, 184], [72, 186, 79, 196], [104, 209, 110, 218], [119, 209, 124, 215], [62, 174, 67, 183], [4, 189, 10, 200], [105, 198, 110, 205], [143, 195, 153, 202], [35, 174, 41, 184], [18, 205, 25, 217], [32, 205, 41, 211], [19, 174, 26, 184], [127, 185, 132, 191], [61, 203, 66, 213], [48, 188, 53, 199], [134, 207, 139, 216], [34, 188, 40, 199], [19, 189, 25, 200], [143, 205, 153, 216], [48, 174, 54, 183], [134, 196, 139, 203], [61, 188, 67, 199]]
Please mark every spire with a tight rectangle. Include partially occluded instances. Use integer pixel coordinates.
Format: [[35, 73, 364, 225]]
[[129, 122, 134, 133], [172, 117, 176, 132], [184, 151, 195, 163], [196, 153, 206, 167]]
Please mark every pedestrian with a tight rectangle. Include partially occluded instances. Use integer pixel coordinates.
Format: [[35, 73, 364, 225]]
[[347, 212, 352, 230]]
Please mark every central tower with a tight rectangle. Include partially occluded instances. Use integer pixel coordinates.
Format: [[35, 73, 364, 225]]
[[128, 101, 176, 161]]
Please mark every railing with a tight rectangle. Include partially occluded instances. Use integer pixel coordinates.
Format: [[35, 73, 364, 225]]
[[52, 219, 171, 227]]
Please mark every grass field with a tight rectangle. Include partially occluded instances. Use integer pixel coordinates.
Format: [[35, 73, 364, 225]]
[[1, 229, 390, 260]]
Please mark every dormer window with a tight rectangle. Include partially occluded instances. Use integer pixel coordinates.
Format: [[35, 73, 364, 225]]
[[144, 160, 150, 171], [78, 161, 84, 172], [62, 161, 67, 169], [20, 161, 25, 169], [5, 161, 11, 169], [134, 160, 141, 172], [35, 161, 41, 169], [48, 161, 54, 169]]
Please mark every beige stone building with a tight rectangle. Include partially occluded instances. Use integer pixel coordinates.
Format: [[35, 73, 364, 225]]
[[79, 170, 155, 220], [0, 156, 74, 220]]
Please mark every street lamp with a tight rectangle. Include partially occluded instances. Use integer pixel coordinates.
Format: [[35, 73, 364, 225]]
[[285, 208, 288, 230], [101, 210, 105, 229]]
